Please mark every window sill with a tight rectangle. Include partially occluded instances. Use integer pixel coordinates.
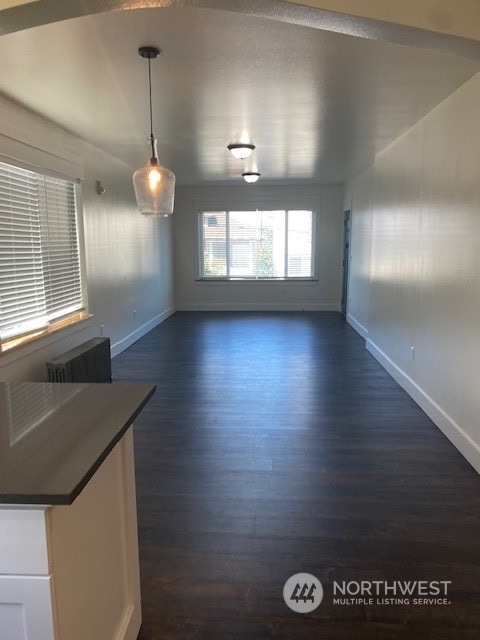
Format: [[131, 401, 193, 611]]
[[0, 311, 93, 356], [195, 278, 318, 284]]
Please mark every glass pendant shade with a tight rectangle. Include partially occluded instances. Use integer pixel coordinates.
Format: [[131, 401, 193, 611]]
[[133, 157, 175, 217]]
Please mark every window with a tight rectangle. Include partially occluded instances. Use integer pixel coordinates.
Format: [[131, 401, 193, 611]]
[[0, 160, 86, 352], [199, 208, 315, 279]]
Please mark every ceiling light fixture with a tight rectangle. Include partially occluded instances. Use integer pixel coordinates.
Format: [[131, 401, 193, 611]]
[[133, 46, 175, 217], [242, 172, 261, 184], [228, 143, 255, 160]]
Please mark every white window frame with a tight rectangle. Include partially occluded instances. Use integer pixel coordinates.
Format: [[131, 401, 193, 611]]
[[196, 198, 318, 281], [0, 156, 89, 354]]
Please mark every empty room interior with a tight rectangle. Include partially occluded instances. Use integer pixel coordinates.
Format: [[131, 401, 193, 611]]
[[0, 1, 479, 639]]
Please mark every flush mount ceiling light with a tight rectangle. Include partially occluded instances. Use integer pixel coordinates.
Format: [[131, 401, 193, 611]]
[[132, 46, 175, 217], [242, 172, 261, 184], [228, 143, 255, 160]]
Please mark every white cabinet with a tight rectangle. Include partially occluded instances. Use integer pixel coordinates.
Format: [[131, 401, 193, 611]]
[[0, 576, 55, 640], [0, 428, 141, 640]]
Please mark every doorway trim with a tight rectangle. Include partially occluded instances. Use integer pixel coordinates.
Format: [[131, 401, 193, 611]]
[[341, 209, 351, 317]]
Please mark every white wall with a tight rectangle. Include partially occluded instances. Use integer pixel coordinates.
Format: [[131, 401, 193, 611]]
[[345, 70, 480, 473], [174, 184, 344, 311], [0, 97, 174, 381]]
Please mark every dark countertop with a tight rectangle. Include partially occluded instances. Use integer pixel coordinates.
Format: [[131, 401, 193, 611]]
[[0, 381, 155, 505]]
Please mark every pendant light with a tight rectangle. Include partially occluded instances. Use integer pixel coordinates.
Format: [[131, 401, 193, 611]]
[[242, 172, 261, 183], [133, 46, 175, 217]]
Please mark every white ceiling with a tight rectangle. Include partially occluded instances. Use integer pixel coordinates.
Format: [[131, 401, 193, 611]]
[[0, 5, 478, 185]]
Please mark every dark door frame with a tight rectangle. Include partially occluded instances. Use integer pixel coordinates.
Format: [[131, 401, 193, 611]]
[[341, 210, 351, 316]]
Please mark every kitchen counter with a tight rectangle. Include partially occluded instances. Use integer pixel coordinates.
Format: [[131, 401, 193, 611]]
[[0, 381, 155, 504], [0, 381, 155, 640]]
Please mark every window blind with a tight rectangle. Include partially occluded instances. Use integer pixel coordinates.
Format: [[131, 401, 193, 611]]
[[287, 210, 313, 277], [37, 175, 82, 321], [0, 161, 83, 343]]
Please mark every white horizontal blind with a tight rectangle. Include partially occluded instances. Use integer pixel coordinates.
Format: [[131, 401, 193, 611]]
[[0, 163, 48, 339], [37, 175, 82, 321], [229, 211, 255, 276], [0, 160, 83, 342], [287, 210, 313, 277], [200, 209, 314, 279]]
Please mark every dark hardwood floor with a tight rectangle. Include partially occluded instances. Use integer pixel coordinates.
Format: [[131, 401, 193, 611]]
[[112, 311, 480, 640]]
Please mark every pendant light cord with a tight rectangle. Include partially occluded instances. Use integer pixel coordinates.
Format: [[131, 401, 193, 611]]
[[138, 46, 161, 164], [148, 56, 156, 161]]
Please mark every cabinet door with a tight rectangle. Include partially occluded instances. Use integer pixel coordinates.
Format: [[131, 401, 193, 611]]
[[0, 575, 55, 640]]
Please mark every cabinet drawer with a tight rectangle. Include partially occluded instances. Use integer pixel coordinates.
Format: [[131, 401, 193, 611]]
[[0, 508, 50, 575]]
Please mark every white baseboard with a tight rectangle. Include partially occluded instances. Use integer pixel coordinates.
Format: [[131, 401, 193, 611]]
[[110, 307, 175, 358], [175, 303, 340, 312], [118, 605, 141, 640], [346, 313, 368, 339], [366, 338, 480, 475]]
